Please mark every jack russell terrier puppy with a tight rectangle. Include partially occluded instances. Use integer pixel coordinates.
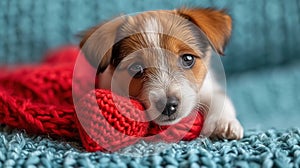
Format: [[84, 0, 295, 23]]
[[79, 8, 244, 139]]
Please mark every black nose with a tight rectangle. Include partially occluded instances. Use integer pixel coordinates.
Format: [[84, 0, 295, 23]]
[[156, 97, 179, 116]]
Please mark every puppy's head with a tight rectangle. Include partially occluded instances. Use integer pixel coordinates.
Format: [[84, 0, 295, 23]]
[[79, 8, 232, 125]]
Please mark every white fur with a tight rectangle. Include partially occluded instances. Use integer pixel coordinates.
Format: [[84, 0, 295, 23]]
[[146, 71, 197, 125], [143, 18, 162, 48], [199, 71, 244, 139]]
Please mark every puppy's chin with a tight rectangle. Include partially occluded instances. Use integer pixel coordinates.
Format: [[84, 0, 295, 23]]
[[146, 106, 193, 126], [153, 115, 183, 125]]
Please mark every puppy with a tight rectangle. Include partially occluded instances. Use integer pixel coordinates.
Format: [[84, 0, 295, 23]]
[[79, 8, 243, 139]]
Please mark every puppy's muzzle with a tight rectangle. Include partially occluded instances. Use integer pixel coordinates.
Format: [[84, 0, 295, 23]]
[[156, 96, 179, 116]]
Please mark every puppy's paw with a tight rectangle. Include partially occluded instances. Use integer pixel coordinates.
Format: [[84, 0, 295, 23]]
[[212, 118, 244, 140], [201, 118, 244, 140]]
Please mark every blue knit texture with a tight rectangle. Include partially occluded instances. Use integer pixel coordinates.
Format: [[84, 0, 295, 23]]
[[1, 125, 300, 168]]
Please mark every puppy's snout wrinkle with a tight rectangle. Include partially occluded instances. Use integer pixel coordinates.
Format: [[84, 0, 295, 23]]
[[156, 96, 179, 116]]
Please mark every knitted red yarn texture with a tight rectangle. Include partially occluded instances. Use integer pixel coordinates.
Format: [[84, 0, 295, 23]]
[[0, 46, 204, 152]]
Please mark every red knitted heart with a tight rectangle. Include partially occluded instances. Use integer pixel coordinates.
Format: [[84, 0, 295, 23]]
[[0, 46, 204, 152]]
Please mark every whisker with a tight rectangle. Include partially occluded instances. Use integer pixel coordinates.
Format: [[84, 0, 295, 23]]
[[194, 103, 209, 115]]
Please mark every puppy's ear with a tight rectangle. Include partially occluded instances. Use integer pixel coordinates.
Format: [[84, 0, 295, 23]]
[[176, 8, 232, 55], [79, 18, 124, 73]]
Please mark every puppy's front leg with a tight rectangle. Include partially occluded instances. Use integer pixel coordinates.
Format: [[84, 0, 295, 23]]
[[199, 74, 244, 140]]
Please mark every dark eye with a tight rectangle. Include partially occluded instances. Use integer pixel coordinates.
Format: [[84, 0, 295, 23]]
[[180, 54, 195, 69], [128, 63, 144, 78]]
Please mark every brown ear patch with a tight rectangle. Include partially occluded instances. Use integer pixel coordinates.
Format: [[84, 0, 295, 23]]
[[79, 18, 124, 73], [177, 8, 232, 55]]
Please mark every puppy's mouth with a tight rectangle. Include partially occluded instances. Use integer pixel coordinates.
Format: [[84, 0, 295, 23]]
[[143, 101, 182, 125], [162, 117, 176, 122], [153, 113, 183, 125], [161, 114, 177, 122]]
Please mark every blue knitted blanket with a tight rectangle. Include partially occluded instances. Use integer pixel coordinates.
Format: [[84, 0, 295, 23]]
[[1, 125, 299, 167]]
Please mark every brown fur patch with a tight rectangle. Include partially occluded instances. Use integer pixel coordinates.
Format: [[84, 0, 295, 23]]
[[79, 18, 125, 73], [176, 8, 232, 55]]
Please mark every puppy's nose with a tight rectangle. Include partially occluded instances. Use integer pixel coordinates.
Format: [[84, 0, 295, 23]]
[[157, 97, 179, 116]]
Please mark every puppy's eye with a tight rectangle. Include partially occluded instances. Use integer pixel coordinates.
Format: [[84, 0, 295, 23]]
[[128, 63, 144, 78], [180, 54, 195, 69]]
